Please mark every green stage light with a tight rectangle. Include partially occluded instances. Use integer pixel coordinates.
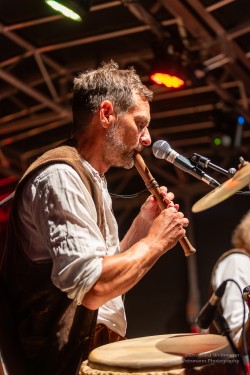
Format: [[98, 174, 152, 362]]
[[45, 0, 91, 22], [213, 137, 222, 147]]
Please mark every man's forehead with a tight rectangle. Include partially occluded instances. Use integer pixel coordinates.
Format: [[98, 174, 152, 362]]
[[130, 93, 150, 109]]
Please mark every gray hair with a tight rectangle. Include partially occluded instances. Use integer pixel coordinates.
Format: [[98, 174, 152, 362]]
[[231, 210, 250, 253], [72, 60, 153, 135]]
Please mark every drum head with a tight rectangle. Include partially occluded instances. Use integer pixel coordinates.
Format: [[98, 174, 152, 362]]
[[86, 333, 231, 372]]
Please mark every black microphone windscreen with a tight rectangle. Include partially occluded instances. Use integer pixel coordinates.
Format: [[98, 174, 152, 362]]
[[196, 280, 228, 329], [196, 304, 218, 330], [215, 280, 227, 297]]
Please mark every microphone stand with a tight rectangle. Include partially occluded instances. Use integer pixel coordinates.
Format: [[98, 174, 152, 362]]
[[190, 153, 250, 196], [213, 311, 250, 375]]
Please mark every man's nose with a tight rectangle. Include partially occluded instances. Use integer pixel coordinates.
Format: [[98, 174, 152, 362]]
[[140, 127, 151, 146]]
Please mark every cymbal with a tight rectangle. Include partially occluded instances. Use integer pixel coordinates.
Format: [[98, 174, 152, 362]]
[[192, 163, 250, 213]]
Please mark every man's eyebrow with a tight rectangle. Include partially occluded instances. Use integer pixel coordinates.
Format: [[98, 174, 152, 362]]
[[135, 115, 150, 125]]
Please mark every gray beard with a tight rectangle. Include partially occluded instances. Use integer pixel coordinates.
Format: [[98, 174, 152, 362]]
[[104, 124, 134, 169]]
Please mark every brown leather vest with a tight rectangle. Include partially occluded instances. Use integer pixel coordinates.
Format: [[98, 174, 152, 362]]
[[1, 144, 106, 375]]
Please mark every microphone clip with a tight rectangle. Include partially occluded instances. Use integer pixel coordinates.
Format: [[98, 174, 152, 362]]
[[190, 153, 236, 178]]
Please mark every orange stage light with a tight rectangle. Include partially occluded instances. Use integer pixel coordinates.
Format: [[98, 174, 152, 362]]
[[150, 72, 184, 88]]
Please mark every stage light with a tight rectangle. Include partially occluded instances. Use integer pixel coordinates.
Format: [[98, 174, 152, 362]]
[[211, 109, 245, 149], [149, 39, 187, 89], [45, 0, 91, 21], [237, 116, 245, 125], [212, 137, 222, 147], [212, 134, 232, 148], [150, 72, 184, 89], [149, 55, 186, 89]]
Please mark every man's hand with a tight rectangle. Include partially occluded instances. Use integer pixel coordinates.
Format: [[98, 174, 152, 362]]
[[139, 186, 178, 224], [146, 206, 189, 253], [120, 187, 184, 252]]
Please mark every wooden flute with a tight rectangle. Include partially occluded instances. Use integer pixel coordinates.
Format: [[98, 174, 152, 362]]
[[134, 152, 196, 257]]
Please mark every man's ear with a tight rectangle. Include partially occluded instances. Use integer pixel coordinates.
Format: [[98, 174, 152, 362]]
[[99, 100, 115, 128]]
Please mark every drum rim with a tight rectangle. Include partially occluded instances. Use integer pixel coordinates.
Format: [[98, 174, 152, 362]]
[[87, 333, 232, 372]]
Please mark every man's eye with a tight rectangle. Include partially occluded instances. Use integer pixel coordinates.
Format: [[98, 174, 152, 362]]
[[137, 122, 145, 129]]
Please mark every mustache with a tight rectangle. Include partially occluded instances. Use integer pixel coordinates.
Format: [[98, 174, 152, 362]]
[[133, 144, 143, 153]]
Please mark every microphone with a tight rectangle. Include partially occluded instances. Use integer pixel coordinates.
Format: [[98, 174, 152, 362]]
[[152, 140, 220, 188], [196, 280, 227, 329], [243, 285, 250, 309]]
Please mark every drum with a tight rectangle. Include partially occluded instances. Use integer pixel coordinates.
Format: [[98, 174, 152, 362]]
[[80, 333, 241, 375]]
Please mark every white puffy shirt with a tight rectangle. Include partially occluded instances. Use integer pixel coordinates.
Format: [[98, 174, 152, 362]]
[[17, 160, 127, 336], [212, 252, 250, 341]]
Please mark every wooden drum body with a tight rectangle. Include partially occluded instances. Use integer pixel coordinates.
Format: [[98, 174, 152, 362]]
[[80, 333, 241, 375]]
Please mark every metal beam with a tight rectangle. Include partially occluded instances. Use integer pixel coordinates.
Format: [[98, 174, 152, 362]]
[[0, 68, 71, 116]]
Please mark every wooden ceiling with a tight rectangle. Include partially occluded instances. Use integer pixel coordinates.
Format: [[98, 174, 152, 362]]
[[0, 0, 250, 212]]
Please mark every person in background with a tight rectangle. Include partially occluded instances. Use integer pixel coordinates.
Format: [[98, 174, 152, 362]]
[[0, 60, 188, 375], [209, 209, 250, 343]]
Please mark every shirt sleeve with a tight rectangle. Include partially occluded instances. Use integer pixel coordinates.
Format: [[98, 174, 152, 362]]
[[19, 163, 107, 304], [213, 253, 250, 341]]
